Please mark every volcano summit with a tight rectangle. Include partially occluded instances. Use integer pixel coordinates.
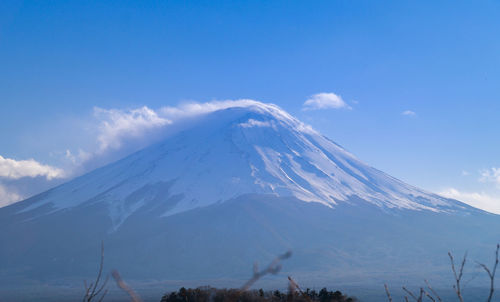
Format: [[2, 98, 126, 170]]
[[1, 101, 498, 295]]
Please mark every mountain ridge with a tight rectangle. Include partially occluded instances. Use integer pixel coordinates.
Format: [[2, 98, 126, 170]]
[[1, 101, 497, 299], [12, 102, 474, 230]]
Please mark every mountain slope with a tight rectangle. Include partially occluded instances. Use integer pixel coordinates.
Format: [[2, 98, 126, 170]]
[[15, 102, 471, 229], [0, 101, 497, 299]]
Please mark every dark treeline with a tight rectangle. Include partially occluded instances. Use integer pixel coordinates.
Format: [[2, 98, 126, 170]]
[[161, 287, 357, 302]]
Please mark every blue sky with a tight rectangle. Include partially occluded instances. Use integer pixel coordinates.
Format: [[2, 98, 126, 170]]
[[1, 0, 500, 212]]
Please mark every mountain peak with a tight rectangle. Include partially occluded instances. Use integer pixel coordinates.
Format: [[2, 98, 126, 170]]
[[18, 101, 471, 229], [178, 100, 318, 135], [3, 102, 492, 293]]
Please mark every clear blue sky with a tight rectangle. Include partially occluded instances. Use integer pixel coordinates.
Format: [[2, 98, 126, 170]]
[[1, 0, 500, 211]]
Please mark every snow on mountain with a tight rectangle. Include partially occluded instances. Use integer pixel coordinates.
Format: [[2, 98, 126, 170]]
[[3, 101, 499, 300], [19, 101, 468, 229]]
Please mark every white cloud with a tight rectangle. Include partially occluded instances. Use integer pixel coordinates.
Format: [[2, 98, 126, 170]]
[[2, 99, 311, 207], [302, 93, 351, 111], [479, 167, 500, 186], [160, 101, 239, 119], [94, 106, 171, 152], [159, 99, 312, 133], [0, 155, 65, 180], [402, 110, 416, 117], [93, 100, 295, 154], [61, 100, 296, 170], [65, 149, 92, 166], [160, 99, 289, 120], [52, 100, 298, 170], [0, 155, 63, 207], [0, 183, 22, 207], [439, 188, 500, 214]]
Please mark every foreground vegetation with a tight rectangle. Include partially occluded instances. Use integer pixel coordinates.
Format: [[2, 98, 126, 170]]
[[82, 243, 500, 302], [161, 287, 357, 302], [384, 244, 499, 302]]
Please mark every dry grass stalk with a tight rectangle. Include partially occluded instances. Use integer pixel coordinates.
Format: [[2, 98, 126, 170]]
[[402, 286, 423, 302], [448, 251, 466, 302], [384, 284, 393, 302], [423, 291, 436, 302], [424, 280, 442, 302], [83, 241, 109, 302], [288, 276, 312, 302], [112, 270, 143, 302], [390, 244, 499, 302], [240, 250, 292, 291], [477, 243, 499, 302], [402, 286, 439, 302]]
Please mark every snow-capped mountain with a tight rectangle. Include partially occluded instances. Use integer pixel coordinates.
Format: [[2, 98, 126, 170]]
[[18, 102, 467, 229], [0, 101, 498, 300]]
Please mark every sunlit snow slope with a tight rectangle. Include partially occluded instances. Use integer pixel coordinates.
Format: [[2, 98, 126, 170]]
[[2, 101, 498, 297], [20, 101, 469, 229]]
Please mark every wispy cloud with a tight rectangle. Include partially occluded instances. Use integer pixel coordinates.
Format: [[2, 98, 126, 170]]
[[6, 100, 291, 175], [402, 110, 416, 117], [0, 183, 21, 207], [65, 149, 92, 166], [94, 106, 171, 152], [439, 188, 500, 214], [302, 93, 351, 111], [479, 167, 500, 186], [0, 155, 65, 180], [0, 106, 172, 207], [92, 100, 286, 155], [0, 155, 65, 207], [1, 99, 307, 207], [60, 100, 294, 171], [160, 99, 289, 120]]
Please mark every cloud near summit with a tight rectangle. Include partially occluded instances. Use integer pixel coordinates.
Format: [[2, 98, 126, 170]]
[[60, 100, 300, 171], [0, 155, 65, 180], [302, 93, 351, 111], [92, 100, 285, 154], [0, 155, 66, 207], [94, 106, 172, 152], [4, 100, 279, 207]]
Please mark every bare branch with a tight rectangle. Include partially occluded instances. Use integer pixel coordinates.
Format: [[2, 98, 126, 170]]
[[287, 276, 300, 293], [384, 284, 393, 302], [83, 241, 108, 302], [402, 286, 425, 302], [423, 290, 436, 302], [240, 250, 292, 291], [112, 270, 143, 302], [424, 280, 442, 302], [288, 276, 312, 302], [477, 243, 499, 302], [89, 242, 105, 300], [83, 281, 91, 302], [448, 251, 466, 302], [97, 289, 108, 302], [94, 275, 109, 298], [402, 286, 418, 301]]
